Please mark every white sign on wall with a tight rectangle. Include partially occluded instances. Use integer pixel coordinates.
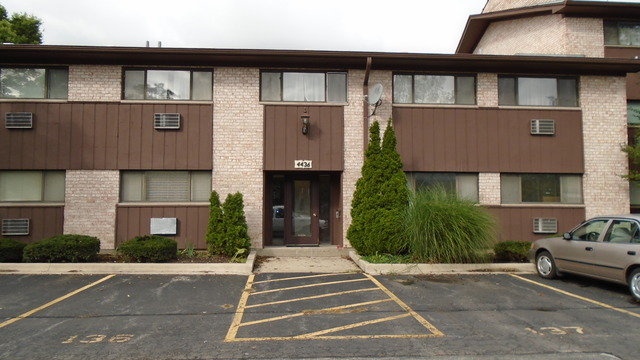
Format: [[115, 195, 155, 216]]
[[294, 160, 312, 169]]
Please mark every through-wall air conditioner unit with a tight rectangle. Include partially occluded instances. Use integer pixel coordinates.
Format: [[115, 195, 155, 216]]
[[530, 119, 555, 135], [533, 218, 558, 234], [154, 113, 181, 129], [1, 219, 30, 236], [5, 112, 33, 129]]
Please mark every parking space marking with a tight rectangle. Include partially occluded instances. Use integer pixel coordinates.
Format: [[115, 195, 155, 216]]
[[225, 273, 444, 342], [0, 274, 116, 329], [510, 274, 640, 319]]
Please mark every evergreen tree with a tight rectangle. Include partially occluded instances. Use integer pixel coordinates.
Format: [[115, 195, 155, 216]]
[[347, 119, 409, 255], [205, 190, 224, 255], [221, 192, 251, 257]]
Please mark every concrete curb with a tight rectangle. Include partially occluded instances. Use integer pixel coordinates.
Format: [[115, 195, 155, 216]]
[[0, 251, 256, 275], [349, 251, 535, 275]]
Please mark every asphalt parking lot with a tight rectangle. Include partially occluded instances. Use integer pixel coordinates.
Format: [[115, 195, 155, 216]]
[[1, 272, 639, 360]]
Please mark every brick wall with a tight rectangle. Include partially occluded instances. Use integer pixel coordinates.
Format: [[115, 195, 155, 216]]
[[479, 173, 501, 206], [477, 73, 498, 107], [63, 170, 119, 249], [475, 15, 568, 55], [483, 0, 562, 13], [581, 76, 630, 218], [342, 70, 367, 248], [212, 67, 264, 248], [68, 65, 121, 102]]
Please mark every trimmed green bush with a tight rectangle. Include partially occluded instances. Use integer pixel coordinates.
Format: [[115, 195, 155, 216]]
[[403, 187, 497, 263], [118, 235, 177, 263], [348, 120, 409, 256], [205, 190, 225, 255], [0, 238, 27, 262], [493, 241, 531, 263], [220, 192, 251, 258], [23, 234, 100, 263]]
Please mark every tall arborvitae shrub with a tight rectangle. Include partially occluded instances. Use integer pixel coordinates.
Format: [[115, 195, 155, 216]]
[[221, 192, 251, 257], [206, 190, 224, 255], [347, 119, 409, 255]]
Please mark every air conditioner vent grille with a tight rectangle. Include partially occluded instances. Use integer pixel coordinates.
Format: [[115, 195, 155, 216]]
[[531, 119, 555, 135], [533, 218, 558, 234], [5, 112, 33, 129], [154, 113, 181, 129], [1, 219, 30, 236]]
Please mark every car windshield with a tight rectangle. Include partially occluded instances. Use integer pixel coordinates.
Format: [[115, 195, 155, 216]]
[[570, 219, 609, 241]]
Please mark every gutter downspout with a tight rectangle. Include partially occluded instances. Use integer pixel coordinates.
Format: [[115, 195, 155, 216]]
[[363, 56, 372, 152]]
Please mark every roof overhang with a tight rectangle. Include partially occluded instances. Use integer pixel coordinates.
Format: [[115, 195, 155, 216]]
[[1, 44, 640, 76], [457, 0, 640, 54]]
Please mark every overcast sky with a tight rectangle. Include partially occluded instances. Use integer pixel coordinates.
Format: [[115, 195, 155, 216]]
[[2, 0, 489, 54]]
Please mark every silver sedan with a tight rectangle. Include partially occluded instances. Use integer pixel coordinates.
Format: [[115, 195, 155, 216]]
[[529, 215, 640, 301]]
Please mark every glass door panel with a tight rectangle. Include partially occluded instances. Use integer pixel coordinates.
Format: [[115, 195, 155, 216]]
[[292, 180, 312, 238]]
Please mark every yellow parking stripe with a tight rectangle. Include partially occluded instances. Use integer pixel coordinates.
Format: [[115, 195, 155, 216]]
[[239, 299, 393, 327], [364, 274, 445, 337], [245, 287, 380, 308], [252, 273, 348, 284], [250, 278, 369, 295], [0, 274, 116, 329], [510, 274, 640, 319], [295, 313, 411, 338], [225, 273, 445, 342]]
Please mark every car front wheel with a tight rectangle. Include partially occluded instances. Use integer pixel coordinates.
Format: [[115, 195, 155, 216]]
[[629, 268, 640, 301], [536, 251, 558, 279]]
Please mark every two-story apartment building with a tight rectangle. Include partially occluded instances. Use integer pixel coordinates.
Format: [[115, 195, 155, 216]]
[[457, 0, 640, 213], [2, 1, 640, 251]]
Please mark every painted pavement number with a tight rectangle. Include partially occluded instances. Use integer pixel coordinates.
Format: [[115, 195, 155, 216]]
[[225, 273, 444, 341]]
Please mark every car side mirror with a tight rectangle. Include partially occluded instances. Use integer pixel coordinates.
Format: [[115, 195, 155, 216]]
[[563, 232, 572, 240]]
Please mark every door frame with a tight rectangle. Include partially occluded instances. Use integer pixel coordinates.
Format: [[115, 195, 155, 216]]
[[264, 171, 342, 247]]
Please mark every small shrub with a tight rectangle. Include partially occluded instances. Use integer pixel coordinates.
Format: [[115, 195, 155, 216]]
[[118, 235, 177, 263], [0, 238, 27, 262], [493, 241, 531, 263], [23, 235, 100, 263], [403, 187, 497, 264], [220, 192, 251, 257]]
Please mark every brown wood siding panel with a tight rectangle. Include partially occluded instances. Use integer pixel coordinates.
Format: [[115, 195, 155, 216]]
[[486, 206, 585, 242], [115, 205, 208, 249], [0, 206, 64, 244], [0, 103, 212, 170], [264, 105, 344, 171], [393, 107, 584, 173]]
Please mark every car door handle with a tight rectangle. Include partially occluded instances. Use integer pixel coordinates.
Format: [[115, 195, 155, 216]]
[[585, 247, 594, 251], [629, 251, 637, 256]]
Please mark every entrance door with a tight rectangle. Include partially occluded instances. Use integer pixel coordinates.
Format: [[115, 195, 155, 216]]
[[267, 173, 334, 246]]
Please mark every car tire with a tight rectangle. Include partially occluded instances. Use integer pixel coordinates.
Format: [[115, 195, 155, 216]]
[[535, 251, 558, 279], [628, 268, 640, 301]]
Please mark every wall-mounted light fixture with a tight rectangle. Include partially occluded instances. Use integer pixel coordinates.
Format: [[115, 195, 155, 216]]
[[301, 115, 310, 135]]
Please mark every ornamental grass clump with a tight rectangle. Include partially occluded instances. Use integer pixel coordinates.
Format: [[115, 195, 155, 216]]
[[404, 187, 497, 264]]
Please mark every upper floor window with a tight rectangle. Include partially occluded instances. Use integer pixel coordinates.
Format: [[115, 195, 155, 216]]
[[393, 74, 475, 105], [0, 68, 68, 99], [499, 76, 578, 107], [0, 171, 65, 202], [605, 21, 640, 46], [407, 172, 479, 202], [501, 173, 582, 204], [123, 69, 212, 101], [260, 71, 347, 102], [121, 171, 211, 202]]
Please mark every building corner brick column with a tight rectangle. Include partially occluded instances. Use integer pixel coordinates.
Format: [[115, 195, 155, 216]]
[[63, 170, 119, 250]]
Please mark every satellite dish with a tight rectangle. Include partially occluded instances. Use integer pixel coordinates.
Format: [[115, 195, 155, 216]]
[[366, 84, 383, 117], [367, 83, 384, 106]]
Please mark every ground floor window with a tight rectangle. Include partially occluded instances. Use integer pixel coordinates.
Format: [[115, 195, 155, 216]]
[[501, 174, 582, 204], [121, 171, 211, 202], [406, 172, 478, 202], [0, 171, 65, 202]]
